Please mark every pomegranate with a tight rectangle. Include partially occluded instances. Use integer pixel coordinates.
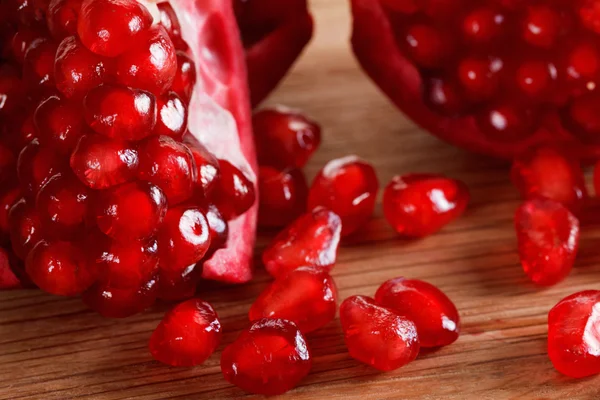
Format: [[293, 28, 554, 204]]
[[350, 0, 600, 158]]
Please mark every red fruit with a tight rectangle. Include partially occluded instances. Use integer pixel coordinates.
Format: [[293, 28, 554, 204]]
[[82, 275, 157, 318], [0, 142, 16, 185], [204, 204, 228, 255], [258, 166, 307, 228], [0, 187, 22, 237], [511, 146, 587, 212], [221, 318, 311, 396], [157, 2, 188, 50], [116, 25, 177, 95], [26, 239, 95, 296], [461, 6, 505, 43], [0, 66, 26, 117], [17, 139, 66, 198], [0, 248, 21, 289], [308, 156, 378, 236], [383, 174, 470, 238], [19, 113, 38, 147], [156, 263, 202, 302], [249, 266, 337, 333], [252, 107, 321, 169], [157, 206, 210, 273], [77, 0, 152, 57], [94, 181, 167, 241], [154, 92, 187, 139], [70, 133, 139, 189], [548, 290, 600, 378], [8, 198, 43, 260], [375, 277, 460, 348], [36, 172, 89, 238], [340, 295, 420, 371], [47, 0, 82, 40], [149, 298, 222, 367], [137, 136, 196, 206], [83, 84, 157, 141], [34, 95, 85, 153], [262, 207, 342, 278], [23, 38, 57, 91], [515, 197, 579, 286], [170, 51, 196, 103], [11, 27, 47, 64], [183, 135, 220, 197], [210, 159, 255, 220]]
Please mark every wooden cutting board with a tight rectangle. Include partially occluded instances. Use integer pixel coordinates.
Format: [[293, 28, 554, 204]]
[[3, 1, 600, 399]]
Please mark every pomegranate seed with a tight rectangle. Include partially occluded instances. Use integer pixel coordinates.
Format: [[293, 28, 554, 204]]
[[154, 92, 187, 139], [23, 37, 57, 91], [548, 290, 600, 378], [511, 146, 587, 212], [0, 143, 16, 185], [580, 0, 600, 34], [564, 93, 600, 143], [402, 23, 452, 68], [157, 2, 188, 50], [115, 25, 177, 95], [26, 239, 95, 296], [515, 197, 579, 286], [149, 298, 222, 367], [93, 181, 167, 241], [0, 248, 21, 289], [157, 263, 202, 302], [36, 172, 89, 238], [516, 60, 557, 98], [82, 275, 157, 318], [47, 0, 82, 40], [17, 139, 66, 198], [221, 318, 312, 396], [476, 104, 535, 142], [137, 136, 196, 206], [383, 173, 470, 238], [77, 0, 152, 57], [204, 204, 228, 255], [210, 159, 255, 220], [462, 6, 505, 43], [262, 207, 342, 278], [11, 27, 47, 64], [457, 56, 501, 101], [375, 277, 460, 347], [8, 198, 43, 260], [0, 187, 21, 237], [252, 107, 321, 169], [423, 76, 470, 116], [183, 135, 220, 198], [340, 295, 420, 371], [34, 95, 85, 153], [83, 84, 157, 141], [170, 51, 196, 103], [308, 155, 378, 236], [249, 266, 337, 333], [19, 112, 38, 147], [0, 66, 26, 117], [157, 206, 210, 273], [70, 133, 139, 189], [522, 5, 563, 48], [258, 166, 308, 228]]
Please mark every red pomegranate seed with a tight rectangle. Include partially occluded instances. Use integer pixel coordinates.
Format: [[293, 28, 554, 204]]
[[564, 93, 600, 142], [457, 56, 500, 101], [11, 27, 47, 64], [17, 139, 66, 198], [36, 172, 89, 238], [548, 290, 600, 378], [476, 104, 535, 142], [157, 2, 187, 50], [157, 206, 210, 273], [8, 198, 43, 260], [82, 275, 158, 318], [340, 295, 420, 371], [375, 277, 460, 348], [253, 107, 321, 169], [521, 5, 563, 48], [22, 37, 57, 91], [77, 0, 152, 57], [402, 23, 453, 68], [462, 6, 505, 44], [137, 136, 196, 206], [0, 65, 26, 117], [154, 92, 187, 139], [70, 133, 139, 189], [54, 35, 109, 100], [210, 159, 255, 220], [515, 197, 579, 286], [423, 76, 470, 116], [221, 318, 312, 396], [19, 112, 38, 147], [170, 51, 196, 103], [262, 207, 342, 278], [249, 266, 337, 334], [383, 173, 470, 238], [511, 146, 587, 212], [515, 60, 556, 99], [83, 84, 157, 141], [34, 95, 85, 153], [183, 135, 220, 198], [0, 142, 16, 185], [308, 155, 378, 236], [580, 0, 600, 34], [0, 187, 21, 237], [26, 239, 95, 296], [156, 262, 202, 302], [115, 25, 177, 95], [46, 0, 82, 40], [0, 248, 21, 289], [204, 204, 228, 255], [93, 181, 167, 241], [258, 166, 308, 228], [149, 298, 222, 367]]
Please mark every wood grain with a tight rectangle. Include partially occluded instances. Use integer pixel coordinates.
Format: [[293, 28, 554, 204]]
[[3, 1, 600, 399]]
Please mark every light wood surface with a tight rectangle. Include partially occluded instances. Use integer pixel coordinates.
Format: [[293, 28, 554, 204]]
[[3, 1, 600, 399]]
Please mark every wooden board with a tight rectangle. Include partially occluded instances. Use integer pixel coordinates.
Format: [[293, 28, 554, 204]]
[[2, 1, 600, 399]]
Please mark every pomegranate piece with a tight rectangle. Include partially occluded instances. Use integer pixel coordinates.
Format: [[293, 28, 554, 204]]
[[82, 275, 158, 318], [375, 277, 460, 348], [383, 173, 470, 238], [11, 27, 48, 65], [0, 248, 21, 289], [210, 159, 255, 220], [23, 38, 57, 91], [511, 146, 587, 212], [548, 290, 600, 378], [154, 92, 187, 140], [17, 139, 66, 198], [204, 204, 228, 256], [156, 262, 202, 302], [149, 298, 222, 367], [157, 2, 187, 50], [221, 318, 311, 396], [83, 84, 157, 141], [515, 197, 579, 286], [26, 239, 95, 296], [258, 166, 308, 228], [340, 295, 420, 371], [308, 155, 378, 236], [34, 95, 85, 154], [46, 0, 83, 40], [252, 107, 321, 169], [170, 51, 196, 103], [183, 135, 220, 198], [70, 133, 138, 189], [262, 207, 342, 278], [93, 181, 167, 241], [157, 206, 210, 273], [77, 0, 152, 57], [249, 266, 337, 333], [8, 198, 43, 260]]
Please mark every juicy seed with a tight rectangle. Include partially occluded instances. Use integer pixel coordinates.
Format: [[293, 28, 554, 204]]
[[154, 92, 187, 139], [23, 38, 57, 91], [34, 95, 85, 153], [170, 51, 196, 103], [82, 275, 158, 318], [156, 263, 202, 302], [204, 204, 228, 256], [210, 159, 255, 220], [258, 166, 308, 228], [17, 139, 66, 198], [0, 187, 22, 239], [47, 0, 83, 40], [157, 2, 188, 50], [8, 198, 43, 260], [183, 134, 220, 198]]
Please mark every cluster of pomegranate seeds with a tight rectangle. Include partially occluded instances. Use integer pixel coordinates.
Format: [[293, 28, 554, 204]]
[[257, 166, 308, 228]]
